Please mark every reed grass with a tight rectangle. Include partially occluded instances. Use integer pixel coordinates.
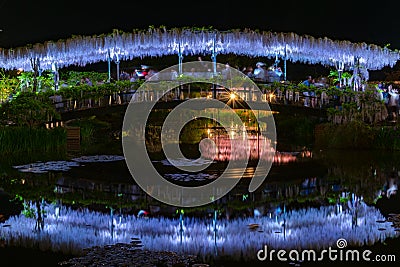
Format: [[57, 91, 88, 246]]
[[0, 126, 67, 162]]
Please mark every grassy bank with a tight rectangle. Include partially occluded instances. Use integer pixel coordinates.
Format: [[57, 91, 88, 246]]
[[0, 126, 67, 164]]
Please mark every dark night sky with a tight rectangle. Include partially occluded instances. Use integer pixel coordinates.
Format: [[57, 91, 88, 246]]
[[0, 0, 399, 49]]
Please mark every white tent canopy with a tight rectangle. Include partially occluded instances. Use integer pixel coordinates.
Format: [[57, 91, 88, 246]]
[[0, 27, 399, 72]]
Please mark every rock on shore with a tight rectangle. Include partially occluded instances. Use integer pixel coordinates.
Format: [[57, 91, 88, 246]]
[[58, 242, 208, 267]]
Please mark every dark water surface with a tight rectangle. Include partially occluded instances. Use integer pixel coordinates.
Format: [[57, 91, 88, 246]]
[[1, 137, 400, 266]]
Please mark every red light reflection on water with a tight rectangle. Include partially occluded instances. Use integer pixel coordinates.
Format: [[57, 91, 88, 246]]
[[199, 134, 311, 164]]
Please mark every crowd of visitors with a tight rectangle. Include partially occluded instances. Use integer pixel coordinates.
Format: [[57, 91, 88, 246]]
[[118, 65, 158, 82], [241, 61, 283, 82], [377, 82, 400, 121], [79, 77, 93, 86], [301, 75, 317, 107]]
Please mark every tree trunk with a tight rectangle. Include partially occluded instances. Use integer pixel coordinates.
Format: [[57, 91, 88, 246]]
[[30, 58, 39, 92]]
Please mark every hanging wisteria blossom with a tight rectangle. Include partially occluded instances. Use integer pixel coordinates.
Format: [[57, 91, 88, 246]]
[[0, 27, 399, 72]]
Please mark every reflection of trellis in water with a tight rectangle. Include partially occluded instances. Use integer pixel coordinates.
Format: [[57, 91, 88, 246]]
[[0, 201, 396, 261]]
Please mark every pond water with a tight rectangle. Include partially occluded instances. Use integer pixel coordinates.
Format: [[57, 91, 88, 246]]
[[1, 128, 400, 265]]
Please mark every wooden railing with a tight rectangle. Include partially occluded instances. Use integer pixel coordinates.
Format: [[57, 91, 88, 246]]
[[50, 84, 338, 114]]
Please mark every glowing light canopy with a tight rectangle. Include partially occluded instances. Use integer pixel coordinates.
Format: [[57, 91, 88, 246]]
[[0, 27, 399, 71]]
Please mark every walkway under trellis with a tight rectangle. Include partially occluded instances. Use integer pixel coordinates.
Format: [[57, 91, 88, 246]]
[[54, 80, 390, 126]]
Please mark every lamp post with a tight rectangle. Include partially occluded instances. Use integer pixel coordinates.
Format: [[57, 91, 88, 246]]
[[283, 44, 287, 81], [178, 43, 183, 75], [177, 43, 183, 99], [52, 62, 59, 91], [107, 49, 111, 83], [211, 33, 217, 99], [115, 53, 120, 81]]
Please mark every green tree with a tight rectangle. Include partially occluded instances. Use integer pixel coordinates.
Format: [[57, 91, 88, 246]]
[[17, 70, 55, 93], [0, 92, 59, 127], [0, 70, 19, 103]]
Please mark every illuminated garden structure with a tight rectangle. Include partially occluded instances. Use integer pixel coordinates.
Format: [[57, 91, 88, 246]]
[[0, 27, 399, 85], [1, 27, 400, 265]]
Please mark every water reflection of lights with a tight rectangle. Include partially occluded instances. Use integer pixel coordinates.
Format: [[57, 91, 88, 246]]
[[170, 223, 227, 245], [274, 152, 298, 164], [200, 134, 274, 162], [0, 202, 397, 261], [199, 133, 310, 164]]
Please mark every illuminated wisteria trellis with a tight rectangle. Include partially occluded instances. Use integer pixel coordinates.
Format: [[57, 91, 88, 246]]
[[0, 27, 399, 74]]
